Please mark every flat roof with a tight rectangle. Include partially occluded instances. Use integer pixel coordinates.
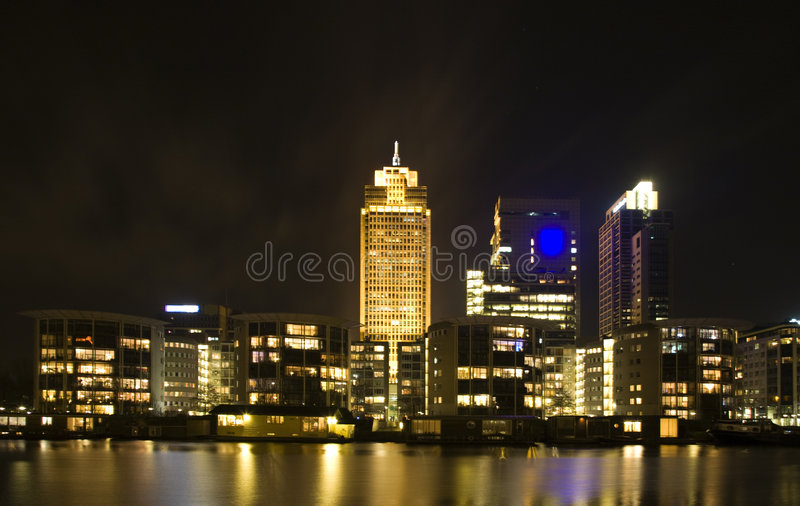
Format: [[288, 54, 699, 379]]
[[613, 318, 754, 333], [210, 404, 354, 422], [20, 309, 167, 327], [741, 322, 800, 337], [231, 312, 357, 328], [429, 315, 561, 331]]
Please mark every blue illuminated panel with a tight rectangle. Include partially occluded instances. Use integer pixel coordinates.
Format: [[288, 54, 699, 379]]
[[538, 228, 565, 256]]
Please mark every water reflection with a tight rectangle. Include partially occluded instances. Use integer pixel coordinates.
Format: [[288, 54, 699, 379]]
[[1, 441, 799, 505]]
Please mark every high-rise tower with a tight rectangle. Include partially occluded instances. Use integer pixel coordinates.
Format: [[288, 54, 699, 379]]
[[598, 181, 674, 336], [358, 142, 431, 422], [465, 197, 580, 416], [467, 197, 580, 332]]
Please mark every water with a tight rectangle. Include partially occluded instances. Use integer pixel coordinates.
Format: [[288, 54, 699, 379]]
[[1, 440, 799, 505]]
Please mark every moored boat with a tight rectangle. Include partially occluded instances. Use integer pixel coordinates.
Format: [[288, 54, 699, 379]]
[[708, 420, 800, 446]]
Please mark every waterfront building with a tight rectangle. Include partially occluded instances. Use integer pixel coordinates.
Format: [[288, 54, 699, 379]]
[[575, 342, 607, 416], [543, 337, 577, 416], [599, 182, 674, 335], [358, 142, 431, 423], [398, 340, 426, 416], [23, 309, 165, 415], [212, 404, 355, 440], [426, 316, 549, 417], [608, 318, 747, 421], [160, 304, 237, 411], [349, 341, 390, 419], [233, 313, 351, 409], [163, 334, 199, 414], [736, 321, 800, 424]]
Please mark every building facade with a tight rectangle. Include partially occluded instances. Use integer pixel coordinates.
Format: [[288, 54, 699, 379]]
[[234, 313, 351, 409], [576, 343, 605, 416], [348, 338, 425, 420], [465, 197, 580, 415], [543, 337, 577, 416], [467, 197, 580, 335], [161, 303, 237, 411], [163, 335, 199, 414], [426, 316, 548, 417], [24, 309, 165, 415], [599, 182, 674, 336], [358, 142, 431, 423], [736, 322, 800, 424], [349, 341, 390, 419], [607, 319, 745, 421]]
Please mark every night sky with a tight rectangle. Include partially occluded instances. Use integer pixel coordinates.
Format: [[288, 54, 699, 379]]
[[1, 5, 797, 396]]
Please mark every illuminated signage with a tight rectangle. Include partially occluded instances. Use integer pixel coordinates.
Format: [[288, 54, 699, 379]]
[[165, 305, 200, 313], [612, 198, 627, 214]]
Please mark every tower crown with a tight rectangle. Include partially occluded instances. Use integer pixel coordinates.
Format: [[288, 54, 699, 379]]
[[392, 141, 400, 166]]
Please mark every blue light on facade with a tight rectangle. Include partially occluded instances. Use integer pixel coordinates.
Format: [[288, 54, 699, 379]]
[[538, 228, 565, 256]]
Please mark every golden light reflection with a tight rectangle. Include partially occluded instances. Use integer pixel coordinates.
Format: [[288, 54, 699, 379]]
[[619, 446, 645, 505], [659, 445, 679, 458], [623, 445, 644, 458], [234, 443, 256, 505], [4, 443, 800, 504], [317, 443, 342, 502]]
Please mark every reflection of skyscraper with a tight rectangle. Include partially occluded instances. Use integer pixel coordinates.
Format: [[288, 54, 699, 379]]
[[599, 182, 674, 336], [358, 142, 430, 423]]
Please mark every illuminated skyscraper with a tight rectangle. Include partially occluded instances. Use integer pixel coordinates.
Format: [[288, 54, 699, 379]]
[[599, 182, 674, 336], [465, 197, 580, 416], [358, 142, 431, 423], [467, 197, 579, 332]]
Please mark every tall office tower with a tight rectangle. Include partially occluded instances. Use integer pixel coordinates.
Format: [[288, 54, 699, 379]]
[[465, 197, 579, 416], [467, 197, 580, 335], [599, 182, 674, 336], [358, 142, 431, 423]]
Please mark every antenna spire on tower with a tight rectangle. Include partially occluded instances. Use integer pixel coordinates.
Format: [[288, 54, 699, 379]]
[[392, 140, 400, 166]]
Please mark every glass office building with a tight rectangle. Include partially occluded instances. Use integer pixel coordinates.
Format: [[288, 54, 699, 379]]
[[24, 309, 164, 415]]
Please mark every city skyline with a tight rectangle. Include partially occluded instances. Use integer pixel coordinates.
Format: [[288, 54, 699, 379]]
[[1, 5, 798, 393]]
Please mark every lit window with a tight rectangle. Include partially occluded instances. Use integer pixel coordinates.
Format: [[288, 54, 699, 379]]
[[286, 324, 320, 336], [473, 395, 489, 406], [471, 367, 488, 379], [218, 414, 244, 426]]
